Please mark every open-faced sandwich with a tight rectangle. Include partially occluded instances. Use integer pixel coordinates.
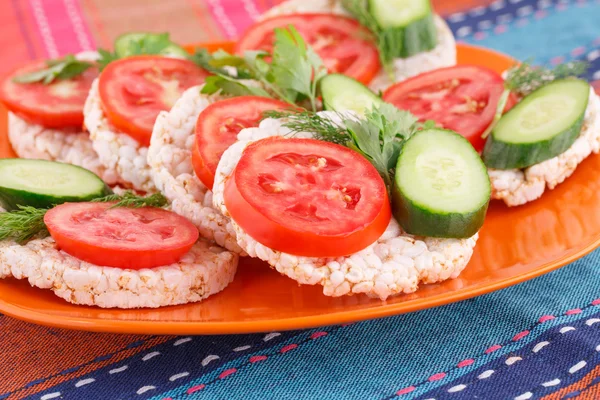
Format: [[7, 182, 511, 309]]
[[483, 63, 600, 206], [148, 26, 488, 300], [0, 52, 122, 185], [0, 159, 237, 308]]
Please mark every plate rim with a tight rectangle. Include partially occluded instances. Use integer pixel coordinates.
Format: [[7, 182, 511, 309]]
[[1, 42, 599, 335]]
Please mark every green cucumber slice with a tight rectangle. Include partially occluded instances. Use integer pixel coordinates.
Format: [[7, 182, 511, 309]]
[[393, 129, 490, 238], [0, 159, 111, 211], [114, 32, 189, 59], [483, 79, 590, 170], [369, 0, 437, 58], [320, 74, 383, 116]]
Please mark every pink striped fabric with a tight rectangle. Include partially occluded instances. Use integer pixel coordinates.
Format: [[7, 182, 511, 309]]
[[26, 0, 95, 58]]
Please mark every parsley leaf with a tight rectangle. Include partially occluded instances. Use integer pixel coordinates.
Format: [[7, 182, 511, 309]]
[[97, 49, 120, 71], [344, 104, 419, 189], [201, 26, 327, 111], [12, 55, 93, 85], [202, 75, 272, 98], [269, 26, 327, 111], [190, 48, 253, 78]]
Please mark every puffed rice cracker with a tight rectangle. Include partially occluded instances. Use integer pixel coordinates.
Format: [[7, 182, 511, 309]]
[[147, 85, 245, 254]]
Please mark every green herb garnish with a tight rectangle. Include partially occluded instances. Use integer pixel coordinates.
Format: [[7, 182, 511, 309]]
[[265, 104, 426, 191], [263, 109, 348, 145], [0, 206, 48, 243], [190, 48, 252, 79], [0, 192, 168, 244], [201, 26, 327, 111], [97, 49, 120, 71], [481, 60, 588, 139], [92, 191, 168, 208], [12, 55, 92, 85], [97, 32, 186, 71]]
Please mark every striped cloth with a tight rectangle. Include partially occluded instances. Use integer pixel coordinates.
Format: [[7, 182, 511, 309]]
[[1, 0, 600, 399]]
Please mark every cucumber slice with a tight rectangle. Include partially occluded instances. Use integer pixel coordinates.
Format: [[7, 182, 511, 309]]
[[114, 32, 189, 59], [320, 74, 383, 116], [392, 129, 490, 238], [0, 159, 111, 211], [369, 0, 437, 58], [483, 79, 590, 170]]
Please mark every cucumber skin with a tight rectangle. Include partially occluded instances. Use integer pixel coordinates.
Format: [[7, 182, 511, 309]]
[[402, 13, 438, 58], [392, 129, 490, 238], [392, 180, 489, 239], [319, 73, 383, 112], [0, 185, 112, 211], [379, 13, 438, 59], [483, 114, 584, 170]]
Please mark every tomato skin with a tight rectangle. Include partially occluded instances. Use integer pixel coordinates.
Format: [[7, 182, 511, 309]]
[[0, 60, 98, 128], [45, 202, 199, 270], [383, 65, 515, 151], [99, 56, 210, 146], [224, 137, 391, 257], [193, 96, 291, 189], [236, 13, 381, 85]]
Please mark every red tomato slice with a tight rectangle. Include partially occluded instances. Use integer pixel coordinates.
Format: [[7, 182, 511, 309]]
[[0, 60, 98, 128], [383, 65, 517, 151], [192, 96, 291, 189], [99, 56, 209, 146], [236, 13, 381, 85], [44, 202, 199, 270], [224, 137, 391, 257]]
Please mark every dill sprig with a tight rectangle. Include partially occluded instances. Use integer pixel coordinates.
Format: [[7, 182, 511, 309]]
[[0, 206, 49, 243], [264, 104, 424, 192], [92, 191, 168, 209], [504, 60, 588, 97], [262, 110, 349, 145], [0, 192, 167, 244]]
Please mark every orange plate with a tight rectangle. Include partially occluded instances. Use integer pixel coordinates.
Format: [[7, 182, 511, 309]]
[[1, 43, 600, 335]]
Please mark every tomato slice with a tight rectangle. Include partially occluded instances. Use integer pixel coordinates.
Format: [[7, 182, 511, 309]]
[[224, 137, 391, 257], [44, 202, 199, 270], [192, 96, 291, 189], [0, 60, 98, 128], [98, 56, 210, 146], [236, 13, 381, 85], [383, 65, 518, 151]]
